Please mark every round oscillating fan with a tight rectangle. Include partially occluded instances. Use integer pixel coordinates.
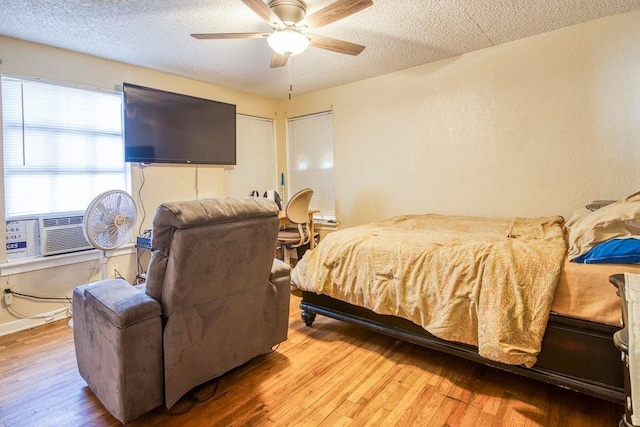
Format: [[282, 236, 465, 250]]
[[83, 190, 137, 257], [69, 190, 136, 329]]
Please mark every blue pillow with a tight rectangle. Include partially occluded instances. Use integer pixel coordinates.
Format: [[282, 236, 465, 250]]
[[572, 238, 640, 264]]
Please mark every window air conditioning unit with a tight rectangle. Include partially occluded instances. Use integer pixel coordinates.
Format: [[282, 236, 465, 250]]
[[39, 212, 93, 256]]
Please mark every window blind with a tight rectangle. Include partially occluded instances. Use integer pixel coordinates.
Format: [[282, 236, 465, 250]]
[[287, 111, 335, 220], [225, 115, 276, 197], [2, 75, 127, 218]]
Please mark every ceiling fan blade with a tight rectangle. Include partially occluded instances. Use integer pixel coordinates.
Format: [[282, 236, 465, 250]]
[[241, 0, 272, 22], [191, 32, 270, 39], [270, 52, 289, 68], [241, 0, 284, 27], [308, 34, 365, 56], [304, 0, 373, 30]]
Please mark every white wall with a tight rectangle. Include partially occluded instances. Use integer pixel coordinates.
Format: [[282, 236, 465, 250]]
[[2, 9, 640, 333], [279, 11, 640, 228], [0, 36, 279, 333]]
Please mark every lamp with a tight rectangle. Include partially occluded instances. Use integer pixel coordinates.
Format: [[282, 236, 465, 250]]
[[267, 29, 310, 56]]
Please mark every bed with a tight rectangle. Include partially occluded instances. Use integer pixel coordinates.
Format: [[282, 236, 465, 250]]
[[291, 193, 640, 404]]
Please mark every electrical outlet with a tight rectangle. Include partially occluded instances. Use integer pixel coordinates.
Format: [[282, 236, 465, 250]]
[[3, 289, 13, 306], [111, 263, 119, 278]]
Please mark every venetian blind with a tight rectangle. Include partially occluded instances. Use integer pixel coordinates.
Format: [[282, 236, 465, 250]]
[[2, 75, 127, 219]]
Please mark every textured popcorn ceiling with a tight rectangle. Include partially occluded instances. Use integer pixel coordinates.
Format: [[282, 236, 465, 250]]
[[1, 0, 639, 99]]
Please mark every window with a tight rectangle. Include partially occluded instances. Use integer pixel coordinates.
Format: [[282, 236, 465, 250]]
[[225, 115, 277, 197], [287, 111, 335, 221], [2, 75, 127, 219]]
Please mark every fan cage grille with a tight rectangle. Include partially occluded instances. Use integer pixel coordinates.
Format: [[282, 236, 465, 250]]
[[84, 190, 137, 251]]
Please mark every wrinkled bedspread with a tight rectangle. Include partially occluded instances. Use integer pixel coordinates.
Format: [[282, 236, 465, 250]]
[[291, 214, 567, 367]]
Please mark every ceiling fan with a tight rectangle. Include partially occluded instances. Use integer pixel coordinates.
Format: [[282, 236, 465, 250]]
[[191, 0, 373, 68]]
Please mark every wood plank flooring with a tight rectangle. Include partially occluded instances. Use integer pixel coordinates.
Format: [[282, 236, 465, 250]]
[[0, 295, 623, 426]]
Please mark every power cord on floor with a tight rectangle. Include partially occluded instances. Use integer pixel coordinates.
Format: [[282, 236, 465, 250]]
[[268, 343, 281, 354], [187, 377, 220, 404], [154, 347, 277, 416], [152, 378, 220, 416]]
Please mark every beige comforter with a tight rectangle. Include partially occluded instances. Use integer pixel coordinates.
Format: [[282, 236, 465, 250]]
[[291, 214, 567, 367]]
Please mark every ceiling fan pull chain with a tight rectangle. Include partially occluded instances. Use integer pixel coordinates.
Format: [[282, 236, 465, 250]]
[[288, 57, 293, 100]]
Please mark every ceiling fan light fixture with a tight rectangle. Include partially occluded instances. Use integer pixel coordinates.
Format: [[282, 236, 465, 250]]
[[267, 29, 309, 56]]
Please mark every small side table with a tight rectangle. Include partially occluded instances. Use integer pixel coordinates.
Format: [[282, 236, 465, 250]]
[[611, 273, 636, 427]]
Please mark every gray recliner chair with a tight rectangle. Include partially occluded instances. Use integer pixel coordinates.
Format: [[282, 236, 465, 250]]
[[72, 197, 291, 424]]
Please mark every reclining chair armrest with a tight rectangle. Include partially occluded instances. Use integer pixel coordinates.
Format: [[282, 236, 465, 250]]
[[270, 258, 291, 344], [82, 279, 161, 328], [73, 278, 164, 423]]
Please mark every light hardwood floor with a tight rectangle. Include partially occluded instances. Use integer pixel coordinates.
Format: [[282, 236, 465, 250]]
[[0, 295, 623, 426]]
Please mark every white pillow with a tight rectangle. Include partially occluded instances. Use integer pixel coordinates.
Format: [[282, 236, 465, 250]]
[[566, 191, 640, 259]]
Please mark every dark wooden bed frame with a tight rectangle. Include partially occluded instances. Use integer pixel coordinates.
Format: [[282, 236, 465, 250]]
[[299, 289, 624, 404]]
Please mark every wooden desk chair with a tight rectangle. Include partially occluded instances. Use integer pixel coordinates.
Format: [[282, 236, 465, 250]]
[[278, 188, 316, 264]]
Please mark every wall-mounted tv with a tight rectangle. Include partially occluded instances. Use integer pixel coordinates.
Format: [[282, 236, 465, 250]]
[[123, 83, 236, 165]]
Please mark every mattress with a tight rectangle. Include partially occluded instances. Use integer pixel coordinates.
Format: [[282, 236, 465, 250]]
[[551, 258, 640, 326]]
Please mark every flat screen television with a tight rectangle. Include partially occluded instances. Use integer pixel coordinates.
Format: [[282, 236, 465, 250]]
[[123, 83, 236, 165]]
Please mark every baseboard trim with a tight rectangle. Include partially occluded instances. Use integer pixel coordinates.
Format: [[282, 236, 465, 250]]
[[0, 311, 71, 337]]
